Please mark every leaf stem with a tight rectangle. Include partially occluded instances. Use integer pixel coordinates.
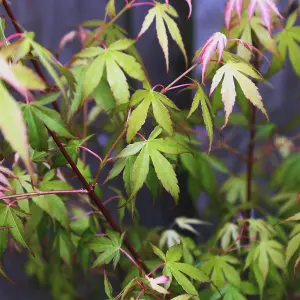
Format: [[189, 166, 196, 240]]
[[162, 64, 198, 93], [94, 127, 127, 184], [47, 129, 150, 274], [1, 189, 89, 201], [120, 247, 143, 276], [86, 0, 137, 48]]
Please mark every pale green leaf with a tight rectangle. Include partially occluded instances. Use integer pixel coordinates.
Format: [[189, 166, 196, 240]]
[[170, 267, 199, 298], [150, 147, 179, 201], [108, 39, 135, 51], [130, 144, 150, 197], [126, 95, 151, 142], [106, 55, 130, 104], [150, 138, 189, 154], [105, 0, 116, 18], [166, 244, 182, 263], [156, 12, 169, 71], [111, 51, 145, 81], [32, 194, 68, 229], [76, 47, 104, 58], [138, 8, 156, 37], [82, 55, 105, 100], [152, 97, 173, 135], [151, 243, 166, 261], [286, 233, 300, 264], [0, 83, 31, 172], [163, 13, 187, 65], [30, 104, 73, 138], [171, 295, 193, 300], [12, 64, 46, 90], [117, 142, 145, 158], [251, 17, 278, 54], [201, 98, 213, 151]]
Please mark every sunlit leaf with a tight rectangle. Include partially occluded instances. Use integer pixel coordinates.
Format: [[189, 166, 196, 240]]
[[210, 61, 267, 127], [138, 2, 187, 71], [0, 82, 31, 173]]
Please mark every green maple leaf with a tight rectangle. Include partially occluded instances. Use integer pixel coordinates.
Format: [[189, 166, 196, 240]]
[[81, 21, 127, 46], [230, 16, 278, 62], [246, 219, 275, 241], [127, 89, 180, 142], [30, 40, 76, 101], [0, 204, 31, 253], [245, 240, 285, 290], [53, 229, 74, 266], [271, 192, 299, 215], [138, 2, 187, 71], [104, 271, 114, 300], [186, 79, 214, 151], [210, 61, 267, 128], [285, 224, 300, 265], [78, 39, 145, 103], [108, 128, 190, 201], [217, 222, 240, 250], [201, 254, 241, 288], [211, 284, 247, 300], [266, 11, 300, 78], [152, 244, 209, 298], [105, 0, 116, 18], [23, 103, 73, 138], [88, 230, 124, 269], [221, 175, 247, 204]]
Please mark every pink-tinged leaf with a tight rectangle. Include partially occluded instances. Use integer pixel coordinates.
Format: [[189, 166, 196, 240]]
[[294, 256, 300, 279], [257, 0, 271, 31], [0, 173, 10, 189], [0, 56, 29, 99], [152, 275, 169, 284], [225, 0, 243, 28], [217, 34, 227, 62], [78, 27, 89, 45], [165, 0, 192, 19], [59, 30, 77, 53], [146, 275, 170, 294], [0, 166, 17, 179], [185, 0, 192, 19], [248, 0, 283, 32], [0, 186, 9, 192], [198, 32, 228, 83], [248, 0, 257, 20]]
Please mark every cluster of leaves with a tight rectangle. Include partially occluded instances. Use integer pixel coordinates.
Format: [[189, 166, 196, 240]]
[[0, 0, 299, 299]]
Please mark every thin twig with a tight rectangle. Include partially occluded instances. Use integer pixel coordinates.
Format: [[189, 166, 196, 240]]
[[94, 127, 127, 184], [1, 0, 149, 275], [0, 189, 88, 201]]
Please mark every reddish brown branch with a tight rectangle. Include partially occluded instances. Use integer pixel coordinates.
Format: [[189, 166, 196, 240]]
[[2, 0, 150, 274], [246, 105, 256, 214]]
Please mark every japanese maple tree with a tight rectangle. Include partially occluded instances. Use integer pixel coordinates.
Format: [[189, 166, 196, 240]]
[[0, 0, 299, 299]]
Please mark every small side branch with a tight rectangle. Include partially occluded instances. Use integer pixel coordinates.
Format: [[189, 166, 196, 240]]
[[0, 189, 89, 201]]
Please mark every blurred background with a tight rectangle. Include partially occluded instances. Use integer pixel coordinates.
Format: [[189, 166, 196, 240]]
[[0, 0, 300, 298]]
